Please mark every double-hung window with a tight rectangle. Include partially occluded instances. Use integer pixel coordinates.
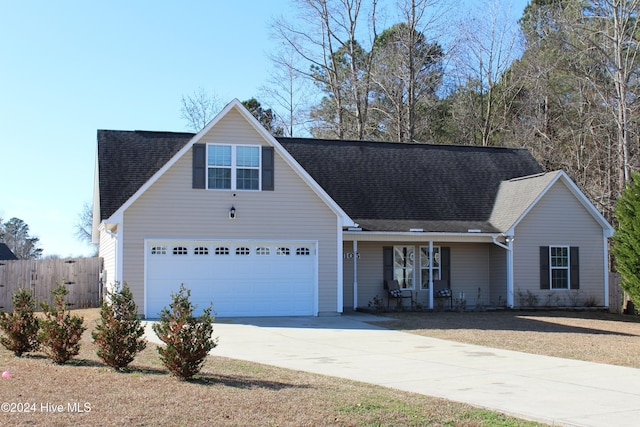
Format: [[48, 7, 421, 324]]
[[541, 246, 579, 290], [207, 144, 260, 190], [550, 246, 569, 289]]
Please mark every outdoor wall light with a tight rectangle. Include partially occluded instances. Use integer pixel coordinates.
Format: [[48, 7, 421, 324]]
[[229, 206, 236, 220]]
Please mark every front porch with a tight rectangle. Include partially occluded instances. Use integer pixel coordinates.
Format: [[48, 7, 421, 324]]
[[342, 232, 513, 312]]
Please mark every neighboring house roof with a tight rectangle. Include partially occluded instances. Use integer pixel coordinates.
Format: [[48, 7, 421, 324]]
[[0, 243, 18, 260], [278, 138, 543, 232], [490, 170, 614, 236], [97, 130, 193, 220]]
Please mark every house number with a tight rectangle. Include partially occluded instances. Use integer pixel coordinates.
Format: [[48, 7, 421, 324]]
[[344, 252, 360, 259]]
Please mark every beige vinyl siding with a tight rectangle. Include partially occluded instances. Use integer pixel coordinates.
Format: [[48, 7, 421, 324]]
[[513, 181, 606, 306], [450, 243, 491, 307], [342, 241, 355, 310], [98, 227, 117, 292], [344, 241, 384, 309], [344, 241, 495, 309], [121, 110, 339, 315]]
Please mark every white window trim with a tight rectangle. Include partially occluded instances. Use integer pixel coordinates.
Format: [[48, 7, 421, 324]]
[[549, 245, 570, 290], [206, 143, 261, 191]]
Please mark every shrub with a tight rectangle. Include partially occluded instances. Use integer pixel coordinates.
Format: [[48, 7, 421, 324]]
[[0, 288, 40, 356], [92, 282, 146, 370], [152, 284, 217, 380], [612, 171, 640, 308], [38, 285, 86, 364]]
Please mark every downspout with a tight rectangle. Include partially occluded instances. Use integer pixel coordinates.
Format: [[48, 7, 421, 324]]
[[603, 230, 609, 308], [492, 235, 514, 308], [428, 241, 434, 309], [353, 240, 358, 311]]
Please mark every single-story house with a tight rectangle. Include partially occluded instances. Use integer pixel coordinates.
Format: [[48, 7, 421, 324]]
[[93, 99, 613, 318]]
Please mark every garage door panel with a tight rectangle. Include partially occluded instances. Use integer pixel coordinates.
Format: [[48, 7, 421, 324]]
[[146, 240, 316, 318]]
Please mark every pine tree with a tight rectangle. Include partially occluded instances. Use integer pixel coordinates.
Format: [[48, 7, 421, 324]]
[[612, 172, 640, 308], [0, 288, 40, 356], [92, 282, 146, 370], [38, 285, 86, 364], [152, 284, 217, 380]]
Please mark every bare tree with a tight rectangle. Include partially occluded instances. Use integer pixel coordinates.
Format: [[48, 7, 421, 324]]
[[180, 87, 223, 132], [261, 44, 316, 137], [568, 0, 640, 191], [74, 201, 93, 245], [451, 0, 521, 146], [271, 0, 380, 140], [368, 0, 446, 141]]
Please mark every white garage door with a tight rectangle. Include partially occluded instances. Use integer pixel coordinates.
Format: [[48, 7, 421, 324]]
[[145, 240, 317, 318]]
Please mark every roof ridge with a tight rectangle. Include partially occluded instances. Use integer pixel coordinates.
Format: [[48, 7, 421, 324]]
[[508, 172, 550, 182], [277, 136, 529, 151], [98, 129, 196, 136]]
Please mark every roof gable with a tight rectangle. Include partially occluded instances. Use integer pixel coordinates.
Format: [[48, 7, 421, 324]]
[[490, 171, 613, 236], [97, 100, 353, 225], [278, 138, 543, 231]]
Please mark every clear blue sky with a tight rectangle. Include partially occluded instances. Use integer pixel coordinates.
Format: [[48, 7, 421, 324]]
[[0, 0, 528, 258]]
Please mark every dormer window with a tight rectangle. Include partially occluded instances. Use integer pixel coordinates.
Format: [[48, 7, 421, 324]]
[[207, 144, 260, 190]]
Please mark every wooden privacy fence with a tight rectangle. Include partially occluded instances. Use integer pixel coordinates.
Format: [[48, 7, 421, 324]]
[[0, 257, 103, 311], [609, 272, 624, 314]]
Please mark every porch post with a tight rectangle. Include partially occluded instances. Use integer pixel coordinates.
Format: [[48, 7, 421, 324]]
[[506, 236, 514, 308], [428, 241, 434, 309], [353, 240, 358, 310]]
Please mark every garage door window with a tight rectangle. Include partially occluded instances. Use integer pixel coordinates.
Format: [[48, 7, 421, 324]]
[[173, 246, 188, 255], [151, 246, 167, 255], [236, 247, 251, 255], [296, 247, 310, 255], [277, 247, 290, 256], [215, 247, 230, 255], [256, 247, 270, 255], [194, 247, 209, 255]]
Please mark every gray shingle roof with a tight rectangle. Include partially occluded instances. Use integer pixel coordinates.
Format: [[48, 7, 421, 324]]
[[0, 243, 18, 260], [278, 138, 543, 232], [97, 130, 194, 220], [489, 171, 560, 232], [97, 131, 543, 233]]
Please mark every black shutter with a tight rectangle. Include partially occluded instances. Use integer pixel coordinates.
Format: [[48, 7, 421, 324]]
[[440, 247, 451, 284], [570, 247, 580, 289], [540, 246, 550, 289], [262, 146, 274, 191], [383, 246, 393, 287], [192, 144, 206, 189]]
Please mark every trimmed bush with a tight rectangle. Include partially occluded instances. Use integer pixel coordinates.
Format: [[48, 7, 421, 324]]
[[0, 288, 40, 356], [152, 284, 217, 380], [38, 285, 86, 364], [93, 282, 146, 370]]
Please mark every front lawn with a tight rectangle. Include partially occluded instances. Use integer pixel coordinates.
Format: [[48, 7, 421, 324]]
[[0, 308, 542, 426], [376, 310, 640, 368]]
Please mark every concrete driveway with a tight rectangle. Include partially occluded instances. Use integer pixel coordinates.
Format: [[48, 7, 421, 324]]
[[144, 313, 640, 427]]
